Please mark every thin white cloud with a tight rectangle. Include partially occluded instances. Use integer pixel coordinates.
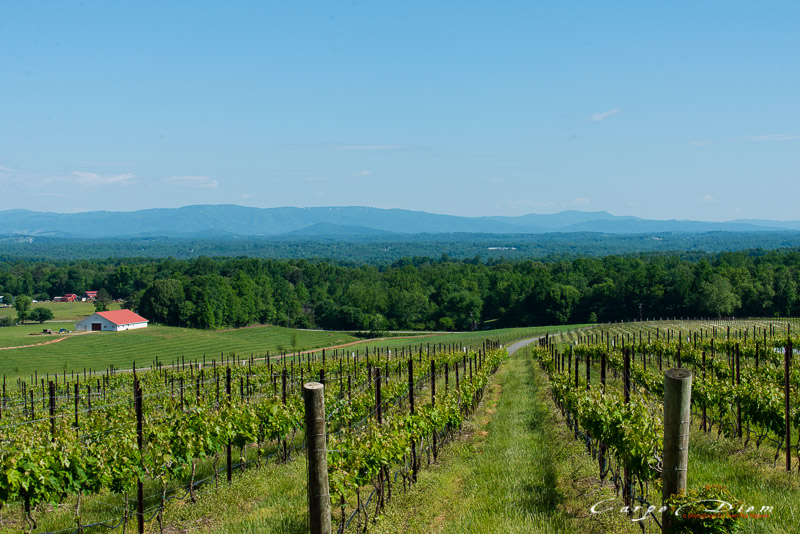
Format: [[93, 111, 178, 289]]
[[164, 175, 218, 188], [0, 165, 13, 172], [75, 161, 133, 167], [63, 171, 135, 185], [564, 197, 590, 207], [702, 195, 716, 203], [589, 109, 620, 122], [353, 170, 372, 177], [742, 134, 799, 142], [508, 199, 555, 209], [332, 144, 408, 151], [305, 176, 326, 183]]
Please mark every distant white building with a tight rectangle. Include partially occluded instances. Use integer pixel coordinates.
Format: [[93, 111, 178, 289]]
[[75, 310, 149, 332]]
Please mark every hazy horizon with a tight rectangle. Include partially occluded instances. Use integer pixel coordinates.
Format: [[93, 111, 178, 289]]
[[6, 203, 800, 222], [1, 203, 800, 224], [2, 2, 798, 221]]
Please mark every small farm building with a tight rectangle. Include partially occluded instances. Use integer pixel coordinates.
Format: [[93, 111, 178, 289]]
[[75, 310, 149, 332], [84, 291, 98, 300]]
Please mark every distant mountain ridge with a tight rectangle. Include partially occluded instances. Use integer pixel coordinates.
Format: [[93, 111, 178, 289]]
[[0, 205, 794, 238]]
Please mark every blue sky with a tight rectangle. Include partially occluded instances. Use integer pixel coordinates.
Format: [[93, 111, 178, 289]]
[[1, 1, 798, 221]]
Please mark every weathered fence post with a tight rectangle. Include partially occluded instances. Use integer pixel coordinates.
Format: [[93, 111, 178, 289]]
[[282, 367, 288, 461], [623, 348, 630, 404], [376, 367, 382, 425], [74, 381, 79, 436], [786, 339, 792, 471], [226, 367, 232, 483], [135, 378, 144, 534], [600, 352, 606, 390], [585, 351, 590, 390], [735, 343, 741, 438], [622, 348, 631, 507], [409, 357, 418, 482], [701, 351, 707, 432], [48, 381, 56, 440], [304, 382, 332, 534], [431, 359, 437, 462], [574, 352, 579, 388], [662, 368, 692, 534]]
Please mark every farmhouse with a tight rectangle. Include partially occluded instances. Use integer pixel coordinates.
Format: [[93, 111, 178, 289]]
[[75, 309, 149, 332]]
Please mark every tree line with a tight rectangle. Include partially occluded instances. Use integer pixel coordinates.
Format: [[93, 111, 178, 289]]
[[3, 231, 800, 262], [1, 249, 799, 330]]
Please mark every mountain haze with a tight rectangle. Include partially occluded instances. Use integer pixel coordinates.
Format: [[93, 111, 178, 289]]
[[0, 205, 793, 238]]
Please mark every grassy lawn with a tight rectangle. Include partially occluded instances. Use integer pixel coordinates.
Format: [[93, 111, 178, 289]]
[[0, 325, 358, 378], [0, 321, 77, 348], [0, 300, 122, 321], [685, 424, 800, 534], [0, 324, 585, 380], [348, 325, 589, 353], [159, 456, 309, 534], [361, 320, 581, 365]]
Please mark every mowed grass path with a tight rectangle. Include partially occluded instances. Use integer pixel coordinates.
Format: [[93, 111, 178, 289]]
[[372, 352, 639, 534]]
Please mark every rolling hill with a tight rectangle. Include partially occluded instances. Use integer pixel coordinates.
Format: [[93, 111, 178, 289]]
[[0, 205, 794, 238]]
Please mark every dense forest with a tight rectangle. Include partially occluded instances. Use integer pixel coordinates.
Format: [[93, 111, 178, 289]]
[[3, 230, 800, 262], [1, 249, 799, 331]]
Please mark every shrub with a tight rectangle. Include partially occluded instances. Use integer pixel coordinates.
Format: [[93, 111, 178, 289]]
[[665, 484, 744, 534], [30, 307, 55, 324]]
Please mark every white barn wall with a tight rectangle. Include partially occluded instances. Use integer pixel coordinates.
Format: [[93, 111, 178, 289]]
[[75, 314, 115, 332], [75, 313, 148, 332], [114, 322, 148, 331]]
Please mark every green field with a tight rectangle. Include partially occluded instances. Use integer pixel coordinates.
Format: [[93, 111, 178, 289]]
[[0, 321, 78, 348], [357, 325, 589, 352], [0, 300, 122, 321], [0, 323, 584, 379], [0, 324, 357, 378]]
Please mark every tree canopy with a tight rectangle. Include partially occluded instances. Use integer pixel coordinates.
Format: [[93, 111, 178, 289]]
[[1, 249, 799, 330], [13, 295, 32, 323], [29, 307, 54, 324]]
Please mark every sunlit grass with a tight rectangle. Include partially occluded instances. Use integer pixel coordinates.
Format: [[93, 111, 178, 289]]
[[0, 300, 121, 321], [0, 324, 584, 380]]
